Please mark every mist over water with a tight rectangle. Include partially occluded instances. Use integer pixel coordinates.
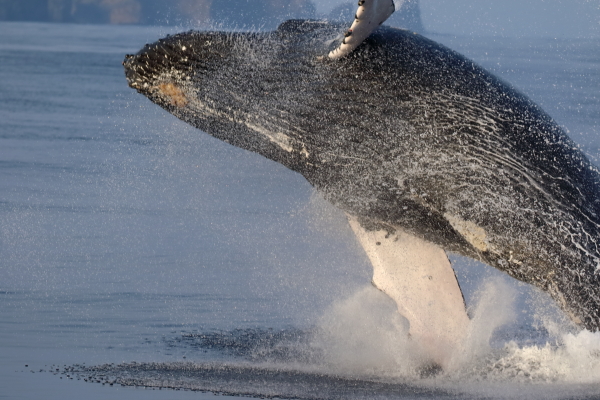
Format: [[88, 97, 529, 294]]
[[1, 10, 600, 400]]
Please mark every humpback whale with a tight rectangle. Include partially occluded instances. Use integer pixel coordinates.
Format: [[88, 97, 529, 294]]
[[123, 0, 600, 367]]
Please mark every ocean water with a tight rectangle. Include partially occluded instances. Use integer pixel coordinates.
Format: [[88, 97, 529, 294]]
[[1, 21, 599, 399]]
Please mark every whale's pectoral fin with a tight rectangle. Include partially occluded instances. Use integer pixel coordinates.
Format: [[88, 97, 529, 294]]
[[348, 216, 469, 368], [328, 0, 397, 59]]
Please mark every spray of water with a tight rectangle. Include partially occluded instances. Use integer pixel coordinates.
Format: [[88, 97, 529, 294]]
[[311, 286, 419, 377], [309, 275, 600, 388]]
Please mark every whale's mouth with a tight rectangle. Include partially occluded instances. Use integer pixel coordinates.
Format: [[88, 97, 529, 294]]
[[123, 34, 197, 96], [123, 31, 237, 112], [123, 41, 196, 110], [123, 53, 144, 90], [123, 53, 189, 109], [123, 52, 163, 96]]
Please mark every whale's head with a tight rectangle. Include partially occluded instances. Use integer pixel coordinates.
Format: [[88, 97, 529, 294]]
[[124, 31, 238, 124], [123, 22, 347, 170]]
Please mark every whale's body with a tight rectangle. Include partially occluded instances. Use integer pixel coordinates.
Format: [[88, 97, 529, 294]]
[[123, 21, 600, 338]]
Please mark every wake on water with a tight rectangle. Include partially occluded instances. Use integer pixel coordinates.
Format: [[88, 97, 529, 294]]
[[66, 274, 600, 399]]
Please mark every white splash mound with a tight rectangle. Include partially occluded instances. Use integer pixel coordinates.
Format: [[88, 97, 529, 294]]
[[311, 276, 600, 389], [470, 325, 600, 384], [311, 287, 418, 376]]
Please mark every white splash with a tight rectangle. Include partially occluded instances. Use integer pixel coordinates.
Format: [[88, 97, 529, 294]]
[[448, 277, 517, 372], [311, 273, 600, 393], [311, 286, 422, 377]]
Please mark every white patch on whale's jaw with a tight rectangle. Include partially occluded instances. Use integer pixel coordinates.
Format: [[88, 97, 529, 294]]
[[167, 83, 309, 157], [348, 216, 470, 369], [244, 121, 294, 153], [444, 213, 491, 253]]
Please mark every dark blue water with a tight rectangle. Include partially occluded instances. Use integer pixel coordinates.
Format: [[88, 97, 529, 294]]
[[1, 21, 599, 399]]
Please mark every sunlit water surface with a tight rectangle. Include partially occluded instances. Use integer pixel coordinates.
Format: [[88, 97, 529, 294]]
[[1, 21, 599, 400]]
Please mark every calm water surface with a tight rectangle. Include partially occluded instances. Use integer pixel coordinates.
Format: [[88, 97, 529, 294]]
[[1, 21, 599, 399]]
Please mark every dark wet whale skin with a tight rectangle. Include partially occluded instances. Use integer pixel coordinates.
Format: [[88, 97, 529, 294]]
[[124, 20, 600, 330]]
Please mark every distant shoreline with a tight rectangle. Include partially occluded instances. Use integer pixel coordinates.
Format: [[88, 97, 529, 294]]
[[0, 0, 316, 28], [0, 0, 425, 34]]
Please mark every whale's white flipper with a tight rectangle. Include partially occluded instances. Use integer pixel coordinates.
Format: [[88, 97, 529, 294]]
[[328, 0, 399, 59], [348, 217, 469, 367]]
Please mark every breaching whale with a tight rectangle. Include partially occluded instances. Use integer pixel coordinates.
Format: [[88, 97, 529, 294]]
[[123, 0, 600, 367]]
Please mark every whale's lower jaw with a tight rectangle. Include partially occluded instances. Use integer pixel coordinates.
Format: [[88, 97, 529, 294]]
[[348, 217, 469, 368]]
